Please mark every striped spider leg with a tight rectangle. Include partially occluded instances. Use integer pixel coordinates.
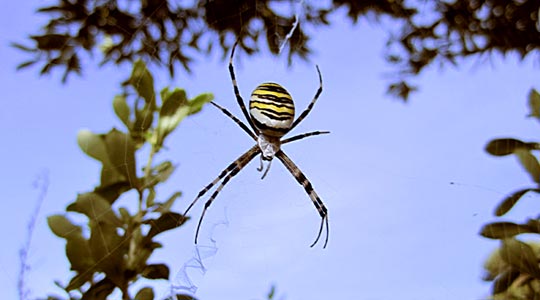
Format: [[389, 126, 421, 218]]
[[184, 41, 330, 248]]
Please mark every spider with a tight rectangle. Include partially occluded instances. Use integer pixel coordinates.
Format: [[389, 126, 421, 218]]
[[183, 42, 330, 248]]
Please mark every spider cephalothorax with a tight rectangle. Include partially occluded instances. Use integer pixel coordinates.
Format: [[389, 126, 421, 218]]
[[183, 42, 330, 248]]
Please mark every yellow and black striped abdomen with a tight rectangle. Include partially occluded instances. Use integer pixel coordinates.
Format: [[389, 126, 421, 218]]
[[249, 82, 295, 137]]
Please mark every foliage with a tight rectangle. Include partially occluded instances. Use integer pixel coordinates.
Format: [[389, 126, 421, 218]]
[[18, 1, 539, 100], [480, 89, 540, 299], [41, 59, 212, 300]]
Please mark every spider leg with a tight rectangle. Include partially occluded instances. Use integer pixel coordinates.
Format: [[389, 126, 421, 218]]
[[194, 146, 260, 244], [282, 130, 330, 144], [229, 41, 259, 135], [184, 145, 259, 217], [288, 65, 323, 132], [276, 150, 329, 248], [210, 101, 257, 141]]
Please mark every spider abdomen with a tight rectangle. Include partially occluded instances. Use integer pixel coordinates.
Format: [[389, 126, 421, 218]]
[[250, 82, 295, 137]]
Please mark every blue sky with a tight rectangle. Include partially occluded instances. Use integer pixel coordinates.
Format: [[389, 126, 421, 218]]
[[2, 2, 540, 300]]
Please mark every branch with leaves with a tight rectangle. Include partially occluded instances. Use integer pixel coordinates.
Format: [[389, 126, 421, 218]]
[[480, 89, 540, 299], [43, 60, 213, 300]]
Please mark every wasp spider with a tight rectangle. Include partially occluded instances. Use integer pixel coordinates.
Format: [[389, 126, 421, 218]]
[[184, 42, 329, 248]]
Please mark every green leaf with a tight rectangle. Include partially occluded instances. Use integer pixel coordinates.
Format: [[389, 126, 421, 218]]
[[67, 192, 122, 226], [150, 161, 176, 185], [141, 264, 170, 280], [175, 295, 196, 300], [130, 60, 155, 105], [104, 129, 139, 188], [495, 188, 538, 216], [66, 271, 93, 291], [135, 287, 154, 300], [133, 106, 154, 133], [94, 180, 132, 204], [501, 238, 540, 279], [113, 95, 131, 128], [89, 221, 126, 282], [77, 130, 109, 162], [480, 222, 531, 239], [66, 235, 94, 274], [154, 191, 182, 213], [492, 270, 520, 294], [80, 277, 116, 300], [188, 93, 214, 115], [515, 148, 540, 183], [145, 212, 186, 239], [528, 89, 540, 120], [47, 215, 82, 239], [156, 88, 189, 147], [146, 188, 156, 208]]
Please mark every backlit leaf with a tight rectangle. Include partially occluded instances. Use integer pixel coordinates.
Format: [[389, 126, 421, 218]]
[[154, 191, 182, 213], [515, 149, 540, 183], [485, 138, 530, 156], [501, 238, 540, 279], [113, 95, 131, 129], [492, 270, 520, 294], [130, 60, 155, 105], [67, 192, 122, 226], [80, 277, 115, 300], [77, 130, 109, 163], [145, 212, 186, 239], [47, 215, 82, 239], [156, 88, 188, 147], [480, 222, 531, 239], [66, 235, 94, 273], [528, 89, 540, 120], [495, 188, 538, 216], [89, 221, 126, 281], [135, 287, 154, 300], [104, 129, 139, 188], [142, 264, 169, 280], [188, 93, 214, 115]]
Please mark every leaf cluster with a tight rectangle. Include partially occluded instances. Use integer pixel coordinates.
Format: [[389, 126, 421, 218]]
[[14, 1, 540, 100], [42, 60, 212, 300], [480, 89, 540, 298]]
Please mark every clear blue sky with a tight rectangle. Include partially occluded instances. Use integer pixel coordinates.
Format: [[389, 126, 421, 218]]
[[1, 2, 540, 300]]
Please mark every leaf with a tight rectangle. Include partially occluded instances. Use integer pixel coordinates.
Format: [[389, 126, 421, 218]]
[[135, 287, 154, 300], [495, 188, 538, 216], [480, 222, 532, 239], [16, 60, 38, 70], [149, 161, 176, 185], [175, 295, 196, 300], [30, 34, 70, 50], [80, 277, 116, 300], [130, 60, 155, 105], [492, 270, 521, 294], [156, 88, 189, 147], [94, 180, 132, 204], [77, 130, 109, 163], [141, 264, 169, 280], [485, 138, 538, 156], [515, 148, 540, 183], [66, 235, 94, 273], [154, 191, 182, 213], [104, 129, 139, 188], [47, 215, 82, 239], [188, 93, 214, 115], [501, 238, 540, 279], [145, 212, 186, 239], [528, 89, 540, 120], [113, 95, 131, 129], [67, 192, 122, 226], [88, 221, 126, 282], [11, 42, 36, 52], [66, 271, 93, 291], [146, 188, 156, 208]]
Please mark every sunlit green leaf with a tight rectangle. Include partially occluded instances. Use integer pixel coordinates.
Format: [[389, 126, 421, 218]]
[[113, 95, 131, 129], [495, 188, 538, 216], [130, 60, 155, 105], [528, 89, 540, 120], [480, 222, 531, 239], [154, 191, 182, 213], [156, 88, 188, 147], [104, 129, 139, 188], [77, 130, 109, 162], [515, 149, 540, 183], [141, 264, 169, 280], [47, 215, 82, 239], [135, 287, 154, 300], [145, 212, 186, 239], [67, 192, 122, 226], [188, 93, 214, 115], [501, 238, 540, 279]]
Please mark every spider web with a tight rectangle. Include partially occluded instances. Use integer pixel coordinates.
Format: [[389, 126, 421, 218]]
[[8, 1, 540, 300]]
